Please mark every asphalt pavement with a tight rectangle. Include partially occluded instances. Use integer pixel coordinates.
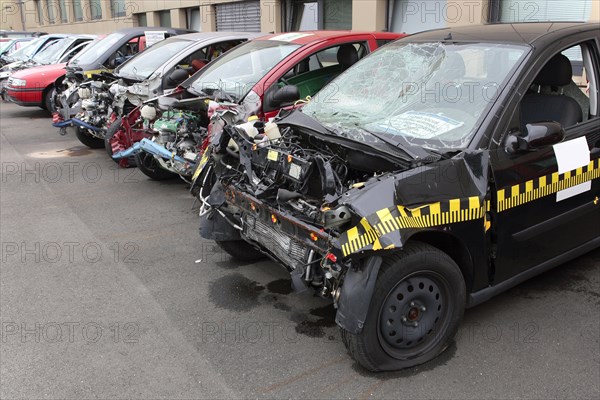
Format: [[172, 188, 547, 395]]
[[1, 102, 599, 399]]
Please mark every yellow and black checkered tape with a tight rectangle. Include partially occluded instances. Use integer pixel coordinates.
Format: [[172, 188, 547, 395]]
[[339, 158, 600, 257], [340, 196, 486, 257], [497, 158, 600, 212]]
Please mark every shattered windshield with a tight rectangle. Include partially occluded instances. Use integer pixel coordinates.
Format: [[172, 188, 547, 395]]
[[303, 42, 528, 151], [187, 40, 300, 102], [117, 38, 192, 80]]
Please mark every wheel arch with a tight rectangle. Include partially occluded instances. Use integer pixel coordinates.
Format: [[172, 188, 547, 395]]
[[406, 230, 474, 294]]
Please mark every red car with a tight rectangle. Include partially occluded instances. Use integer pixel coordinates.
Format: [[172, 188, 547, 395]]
[[109, 30, 405, 175], [5, 28, 191, 112], [5, 62, 68, 109]]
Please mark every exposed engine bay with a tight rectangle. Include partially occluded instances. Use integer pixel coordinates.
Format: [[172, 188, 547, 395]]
[[112, 90, 260, 178], [197, 110, 411, 298]]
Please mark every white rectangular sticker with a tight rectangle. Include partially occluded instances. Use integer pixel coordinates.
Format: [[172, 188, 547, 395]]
[[145, 31, 167, 47], [553, 136, 591, 202], [382, 112, 464, 139], [269, 33, 313, 42]]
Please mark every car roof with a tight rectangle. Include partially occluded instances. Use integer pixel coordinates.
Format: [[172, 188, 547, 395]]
[[173, 31, 264, 42], [40, 33, 71, 39], [256, 31, 403, 45], [110, 27, 196, 35], [400, 22, 599, 45]]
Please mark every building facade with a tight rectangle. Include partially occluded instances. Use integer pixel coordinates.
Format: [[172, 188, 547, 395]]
[[1, 0, 599, 34]]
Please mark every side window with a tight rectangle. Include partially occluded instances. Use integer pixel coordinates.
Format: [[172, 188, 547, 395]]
[[281, 42, 368, 84], [206, 40, 244, 62], [176, 40, 244, 73], [263, 42, 369, 111], [376, 39, 394, 48], [517, 41, 598, 134]]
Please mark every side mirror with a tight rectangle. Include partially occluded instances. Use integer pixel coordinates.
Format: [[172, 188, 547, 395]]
[[271, 85, 300, 107], [506, 121, 565, 154], [166, 68, 189, 88]]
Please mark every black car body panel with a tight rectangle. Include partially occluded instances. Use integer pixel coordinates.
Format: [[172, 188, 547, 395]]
[[196, 23, 599, 370]]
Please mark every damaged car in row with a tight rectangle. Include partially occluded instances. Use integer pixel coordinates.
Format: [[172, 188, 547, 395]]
[[108, 31, 403, 179], [191, 23, 600, 371], [49, 27, 194, 146], [54, 31, 258, 150]]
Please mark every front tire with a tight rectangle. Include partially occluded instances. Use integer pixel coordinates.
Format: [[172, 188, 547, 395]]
[[75, 126, 104, 149], [134, 151, 177, 181], [44, 87, 56, 114], [341, 242, 465, 372]]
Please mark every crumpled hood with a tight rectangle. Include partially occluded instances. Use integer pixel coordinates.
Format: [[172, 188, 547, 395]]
[[337, 151, 490, 257]]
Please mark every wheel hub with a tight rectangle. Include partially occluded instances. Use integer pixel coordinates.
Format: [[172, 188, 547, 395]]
[[379, 275, 444, 350]]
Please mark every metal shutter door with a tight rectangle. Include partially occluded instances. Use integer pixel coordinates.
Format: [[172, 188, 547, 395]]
[[215, 1, 261, 32], [499, 0, 592, 22]]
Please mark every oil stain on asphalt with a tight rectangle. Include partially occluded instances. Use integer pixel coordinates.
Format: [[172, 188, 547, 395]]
[[209, 274, 338, 338], [28, 145, 92, 158], [208, 273, 265, 312]]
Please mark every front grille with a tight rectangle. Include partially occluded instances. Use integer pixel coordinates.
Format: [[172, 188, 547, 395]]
[[244, 215, 309, 270]]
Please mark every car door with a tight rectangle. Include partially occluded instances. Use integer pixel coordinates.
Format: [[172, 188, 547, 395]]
[[261, 37, 375, 118], [490, 37, 600, 283]]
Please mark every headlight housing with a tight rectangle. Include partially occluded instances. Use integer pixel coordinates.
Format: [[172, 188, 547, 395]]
[[8, 77, 26, 87]]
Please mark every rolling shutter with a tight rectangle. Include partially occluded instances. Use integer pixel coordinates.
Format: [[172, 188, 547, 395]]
[[215, 1, 261, 32], [498, 0, 593, 22]]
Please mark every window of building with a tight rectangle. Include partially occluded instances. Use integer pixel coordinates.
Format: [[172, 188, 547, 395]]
[[89, 0, 102, 20], [46, 0, 56, 24], [59, 0, 68, 22], [159, 10, 172, 27], [323, 0, 351, 29], [111, 0, 126, 18], [136, 13, 147, 27], [73, 0, 83, 21], [185, 8, 201, 31], [35, 0, 44, 24], [283, 0, 352, 31], [389, 0, 447, 34], [286, 1, 319, 31]]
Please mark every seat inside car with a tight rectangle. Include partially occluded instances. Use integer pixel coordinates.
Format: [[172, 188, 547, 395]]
[[337, 44, 359, 70], [520, 54, 583, 130]]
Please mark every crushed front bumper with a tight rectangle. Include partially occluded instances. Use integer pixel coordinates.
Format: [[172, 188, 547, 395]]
[[223, 186, 341, 269]]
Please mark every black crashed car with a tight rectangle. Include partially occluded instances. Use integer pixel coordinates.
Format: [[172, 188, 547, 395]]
[[193, 22, 600, 371]]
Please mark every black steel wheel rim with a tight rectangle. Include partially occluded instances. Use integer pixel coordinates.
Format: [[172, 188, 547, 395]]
[[377, 271, 452, 359]]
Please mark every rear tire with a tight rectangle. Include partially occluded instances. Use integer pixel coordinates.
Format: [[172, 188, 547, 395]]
[[216, 240, 265, 262], [134, 151, 177, 181], [105, 117, 122, 157], [340, 242, 465, 372], [75, 126, 104, 149]]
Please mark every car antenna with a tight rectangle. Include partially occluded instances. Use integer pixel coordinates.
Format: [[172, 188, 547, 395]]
[[444, 32, 453, 41]]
